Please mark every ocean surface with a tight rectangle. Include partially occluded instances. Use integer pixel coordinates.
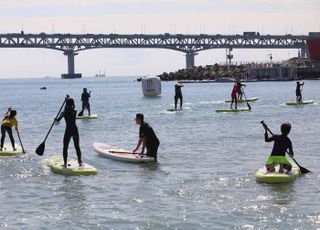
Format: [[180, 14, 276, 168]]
[[0, 77, 320, 229]]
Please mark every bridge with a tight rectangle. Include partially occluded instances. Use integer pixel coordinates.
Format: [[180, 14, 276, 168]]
[[0, 32, 315, 78]]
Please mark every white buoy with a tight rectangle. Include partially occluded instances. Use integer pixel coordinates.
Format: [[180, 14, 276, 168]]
[[141, 76, 161, 97]]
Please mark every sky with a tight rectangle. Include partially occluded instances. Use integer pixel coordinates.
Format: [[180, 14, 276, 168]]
[[0, 0, 319, 78]]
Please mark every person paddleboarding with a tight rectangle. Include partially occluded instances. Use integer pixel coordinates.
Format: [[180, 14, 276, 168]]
[[55, 96, 83, 167], [230, 81, 241, 110], [262, 122, 293, 173], [174, 83, 184, 110], [133, 113, 160, 161], [0, 108, 20, 151], [296, 81, 304, 103], [238, 82, 246, 101], [78, 88, 91, 116]]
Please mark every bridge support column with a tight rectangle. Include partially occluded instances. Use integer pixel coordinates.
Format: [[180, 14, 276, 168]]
[[300, 46, 308, 58], [186, 52, 197, 68], [61, 51, 82, 79]]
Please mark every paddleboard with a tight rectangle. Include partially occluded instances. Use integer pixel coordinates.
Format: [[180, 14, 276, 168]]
[[225, 97, 258, 103], [285, 100, 314, 106], [255, 157, 300, 183], [215, 108, 251, 113], [0, 144, 23, 156], [166, 108, 184, 112], [76, 114, 98, 119], [47, 155, 97, 176], [93, 142, 155, 163]]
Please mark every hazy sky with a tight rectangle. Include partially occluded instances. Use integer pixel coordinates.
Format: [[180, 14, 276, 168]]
[[0, 0, 319, 78]]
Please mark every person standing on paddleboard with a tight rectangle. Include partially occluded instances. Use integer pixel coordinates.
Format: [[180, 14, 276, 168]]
[[230, 81, 240, 110], [56, 97, 83, 167], [0, 108, 19, 151], [262, 123, 293, 173], [296, 81, 304, 103], [237, 82, 246, 101], [79, 88, 91, 116], [174, 83, 184, 110], [133, 113, 160, 161]]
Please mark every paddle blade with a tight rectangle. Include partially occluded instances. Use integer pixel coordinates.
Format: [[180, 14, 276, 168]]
[[300, 166, 311, 174], [292, 157, 311, 174], [247, 102, 251, 110], [78, 110, 84, 116], [35, 142, 45, 156]]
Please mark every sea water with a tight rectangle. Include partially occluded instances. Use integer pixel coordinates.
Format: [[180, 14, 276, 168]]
[[0, 77, 319, 229]]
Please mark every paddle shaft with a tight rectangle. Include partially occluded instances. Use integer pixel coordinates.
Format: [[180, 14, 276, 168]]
[[16, 131, 25, 153], [109, 150, 146, 155], [43, 100, 66, 143], [242, 89, 251, 110]]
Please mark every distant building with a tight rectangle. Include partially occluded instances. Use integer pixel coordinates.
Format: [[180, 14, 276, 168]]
[[245, 64, 297, 80]]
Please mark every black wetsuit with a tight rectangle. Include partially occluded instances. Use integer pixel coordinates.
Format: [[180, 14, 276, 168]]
[[1, 125, 14, 149], [57, 109, 82, 165], [1, 116, 16, 149], [265, 133, 293, 157], [81, 91, 91, 115], [139, 122, 160, 160], [296, 82, 304, 97], [174, 84, 183, 109]]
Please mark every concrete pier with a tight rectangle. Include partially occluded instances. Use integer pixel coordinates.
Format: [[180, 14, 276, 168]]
[[186, 52, 197, 68], [61, 51, 81, 79]]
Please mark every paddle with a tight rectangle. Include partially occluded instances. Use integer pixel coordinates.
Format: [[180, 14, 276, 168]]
[[260, 121, 310, 174], [35, 98, 66, 156], [242, 90, 251, 110], [109, 150, 146, 156], [16, 131, 26, 154], [77, 109, 84, 117]]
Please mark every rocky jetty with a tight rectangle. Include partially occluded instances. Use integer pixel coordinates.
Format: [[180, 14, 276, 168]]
[[158, 64, 246, 81]]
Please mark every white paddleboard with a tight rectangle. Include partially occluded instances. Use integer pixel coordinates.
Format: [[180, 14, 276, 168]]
[[76, 114, 98, 119], [93, 142, 155, 163]]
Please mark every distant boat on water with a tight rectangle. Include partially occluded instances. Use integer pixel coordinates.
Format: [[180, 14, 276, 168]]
[[95, 69, 106, 78]]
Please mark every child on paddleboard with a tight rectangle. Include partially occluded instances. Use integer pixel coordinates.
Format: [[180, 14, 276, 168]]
[[0, 108, 19, 151], [133, 113, 160, 161], [262, 123, 293, 173], [55, 97, 83, 167]]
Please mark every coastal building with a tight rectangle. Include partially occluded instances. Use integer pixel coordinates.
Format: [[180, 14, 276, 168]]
[[245, 64, 297, 80]]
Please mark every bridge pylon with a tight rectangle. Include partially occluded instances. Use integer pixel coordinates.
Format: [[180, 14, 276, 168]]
[[186, 52, 197, 68], [61, 51, 82, 79]]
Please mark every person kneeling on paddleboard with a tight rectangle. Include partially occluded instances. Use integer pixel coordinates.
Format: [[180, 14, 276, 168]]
[[55, 97, 83, 167], [262, 123, 293, 173], [0, 108, 19, 151], [133, 113, 160, 161]]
